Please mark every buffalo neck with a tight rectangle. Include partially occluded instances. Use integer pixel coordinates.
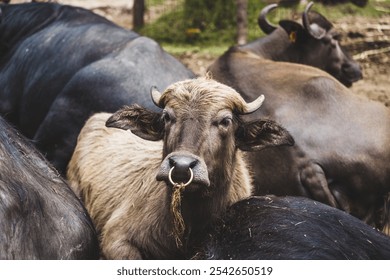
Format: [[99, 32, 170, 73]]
[[240, 28, 301, 63], [169, 155, 238, 256]]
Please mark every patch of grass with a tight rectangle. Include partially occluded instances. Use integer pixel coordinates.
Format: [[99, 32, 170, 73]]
[[141, 1, 237, 46], [141, 8, 187, 44], [146, 0, 166, 6], [140, 0, 388, 52], [161, 43, 230, 56]]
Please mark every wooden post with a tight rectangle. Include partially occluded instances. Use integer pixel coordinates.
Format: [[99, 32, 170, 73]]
[[236, 0, 248, 45], [133, 0, 145, 29]]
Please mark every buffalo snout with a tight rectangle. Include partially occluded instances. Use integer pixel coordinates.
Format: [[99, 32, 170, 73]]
[[156, 152, 210, 188], [341, 62, 363, 87]]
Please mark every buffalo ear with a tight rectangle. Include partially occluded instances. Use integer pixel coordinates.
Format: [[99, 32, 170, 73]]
[[106, 104, 164, 141], [279, 20, 305, 44], [236, 119, 294, 151], [307, 11, 333, 32]]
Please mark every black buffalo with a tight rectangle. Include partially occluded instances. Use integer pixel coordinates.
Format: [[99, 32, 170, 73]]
[[208, 4, 390, 231], [0, 2, 195, 175], [203, 196, 390, 260], [255, 2, 362, 87], [0, 115, 99, 259]]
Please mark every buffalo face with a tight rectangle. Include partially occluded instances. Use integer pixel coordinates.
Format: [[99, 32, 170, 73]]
[[106, 78, 294, 193], [259, 2, 362, 87], [297, 2, 362, 87]]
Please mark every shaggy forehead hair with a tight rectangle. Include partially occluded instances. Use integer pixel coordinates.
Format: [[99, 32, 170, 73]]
[[158, 77, 248, 113]]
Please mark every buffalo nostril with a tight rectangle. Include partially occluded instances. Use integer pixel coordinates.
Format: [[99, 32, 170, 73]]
[[169, 155, 198, 171], [168, 155, 198, 184], [342, 63, 363, 82], [189, 160, 197, 169], [156, 153, 210, 187]]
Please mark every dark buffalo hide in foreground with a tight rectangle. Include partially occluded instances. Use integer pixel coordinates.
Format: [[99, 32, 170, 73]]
[[203, 196, 390, 260], [0, 2, 195, 174], [0, 116, 99, 259]]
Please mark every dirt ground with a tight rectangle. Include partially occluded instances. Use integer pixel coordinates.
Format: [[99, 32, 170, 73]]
[[12, 0, 390, 106], [335, 15, 390, 106]]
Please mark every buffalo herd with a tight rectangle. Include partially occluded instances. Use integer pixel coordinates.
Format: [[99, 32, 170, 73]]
[[0, 1, 389, 260]]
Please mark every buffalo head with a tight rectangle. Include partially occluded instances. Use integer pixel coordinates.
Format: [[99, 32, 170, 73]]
[[106, 77, 293, 193], [258, 2, 362, 87]]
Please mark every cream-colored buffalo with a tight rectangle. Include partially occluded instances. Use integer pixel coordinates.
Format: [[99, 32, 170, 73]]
[[67, 77, 293, 259]]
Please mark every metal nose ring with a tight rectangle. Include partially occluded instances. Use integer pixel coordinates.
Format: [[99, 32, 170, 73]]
[[168, 167, 194, 187]]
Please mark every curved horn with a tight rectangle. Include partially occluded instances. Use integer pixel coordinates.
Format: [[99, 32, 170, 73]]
[[302, 2, 326, 39], [151, 86, 163, 107], [243, 94, 265, 114], [258, 4, 278, 34]]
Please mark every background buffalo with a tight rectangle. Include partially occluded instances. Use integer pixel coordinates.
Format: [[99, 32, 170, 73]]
[[0, 2, 195, 175]]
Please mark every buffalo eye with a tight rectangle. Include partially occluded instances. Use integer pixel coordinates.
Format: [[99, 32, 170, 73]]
[[322, 35, 332, 45], [332, 32, 342, 41], [162, 110, 175, 125], [218, 116, 233, 129]]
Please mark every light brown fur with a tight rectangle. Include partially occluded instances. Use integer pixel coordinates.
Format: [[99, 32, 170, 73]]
[[67, 77, 293, 259], [67, 112, 252, 259]]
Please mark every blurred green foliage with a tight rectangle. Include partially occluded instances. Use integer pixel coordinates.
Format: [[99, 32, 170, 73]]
[[140, 0, 388, 48]]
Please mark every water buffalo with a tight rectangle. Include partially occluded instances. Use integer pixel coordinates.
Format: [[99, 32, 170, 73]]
[[254, 2, 362, 87], [208, 5, 390, 232], [0, 115, 99, 259], [66, 77, 293, 259], [203, 196, 390, 260], [0, 2, 195, 175]]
